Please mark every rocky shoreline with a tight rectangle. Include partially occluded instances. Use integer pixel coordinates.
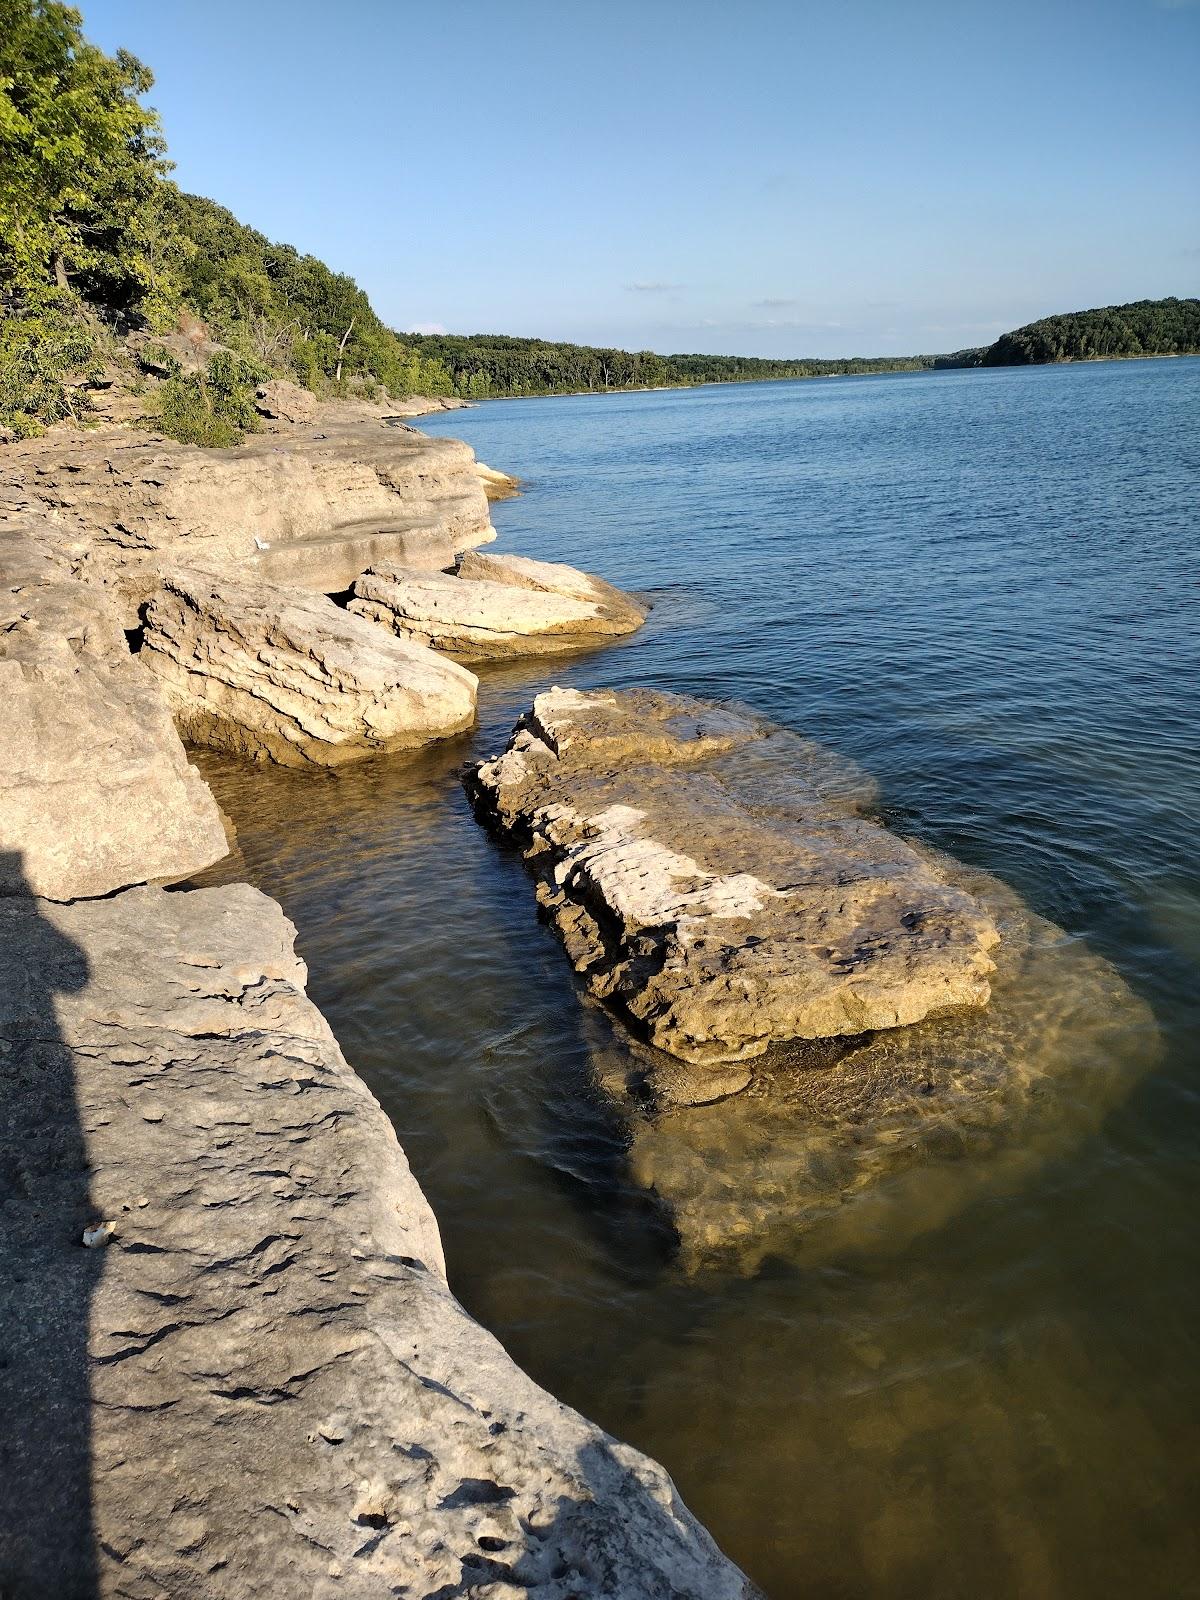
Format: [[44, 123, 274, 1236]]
[[0, 406, 753, 1596], [0, 394, 1156, 1592]]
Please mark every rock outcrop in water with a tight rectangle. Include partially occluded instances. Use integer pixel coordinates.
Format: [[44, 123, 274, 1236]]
[[594, 858, 1155, 1274], [348, 551, 648, 661], [0, 882, 755, 1598], [0, 412, 498, 620], [468, 686, 1155, 1274], [468, 686, 1000, 1065], [141, 570, 478, 765]]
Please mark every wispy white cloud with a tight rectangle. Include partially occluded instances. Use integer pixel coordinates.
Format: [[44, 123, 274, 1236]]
[[625, 281, 683, 293], [753, 297, 798, 309], [406, 321, 447, 335]]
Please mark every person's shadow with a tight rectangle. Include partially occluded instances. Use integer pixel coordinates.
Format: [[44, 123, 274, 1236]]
[[0, 851, 98, 1599]]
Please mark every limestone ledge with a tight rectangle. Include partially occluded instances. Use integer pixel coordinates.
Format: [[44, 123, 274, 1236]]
[[0, 882, 755, 1597], [0, 510, 751, 1593], [0, 412, 499, 621], [348, 550, 648, 663]]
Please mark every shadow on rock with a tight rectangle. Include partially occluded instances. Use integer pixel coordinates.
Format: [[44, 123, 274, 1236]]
[[0, 852, 97, 1599]]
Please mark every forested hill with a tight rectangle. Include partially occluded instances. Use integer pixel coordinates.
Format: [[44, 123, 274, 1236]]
[[401, 334, 973, 398], [981, 298, 1200, 366]]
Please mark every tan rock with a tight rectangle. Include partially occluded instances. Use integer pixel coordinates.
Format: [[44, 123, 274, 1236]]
[[253, 378, 318, 424], [468, 687, 1001, 1065], [141, 570, 478, 765], [0, 532, 229, 900], [475, 459, 521, 500], [0, 882, 756, 1599], [349, 553, 647, 662], [0, 417, 498, 619], [595, 857, 1156, 1273]]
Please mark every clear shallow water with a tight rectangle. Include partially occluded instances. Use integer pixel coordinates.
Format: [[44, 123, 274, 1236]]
[[199, 362, 1200, 1598]]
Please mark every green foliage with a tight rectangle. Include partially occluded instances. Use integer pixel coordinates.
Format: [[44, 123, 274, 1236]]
[[0, 0, 171, 316], [0, 299, 101, 434], [983, 299, 1200, 366], [400, 332, 961, 397], [151, 349, 264, 447]]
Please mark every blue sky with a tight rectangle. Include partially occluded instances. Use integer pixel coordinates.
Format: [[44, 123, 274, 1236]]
[[84, 0, 1199, 357]]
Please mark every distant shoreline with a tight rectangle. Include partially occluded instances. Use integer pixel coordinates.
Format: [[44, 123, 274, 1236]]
[[424, 349, 1197, 409]]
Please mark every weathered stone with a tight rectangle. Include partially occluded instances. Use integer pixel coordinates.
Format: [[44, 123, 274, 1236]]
[[0, 883, 755, 1600], [468, 687, 1001, 1065], [590, 856, 1156, 1274], [0, 416, 497, 619], [253, 378, 318, 424], [475, 460, 521, 500], [141, 570, 478, 765], [0, 526, 129, 664], [349, 554, 647, 662], [0, 534, 230, 900]]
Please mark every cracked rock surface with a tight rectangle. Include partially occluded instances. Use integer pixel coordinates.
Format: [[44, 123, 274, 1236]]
[[0, 531, 230, 899], [348, 551, 648, 662], [0, 882, 755, 1600], [141, 570, 478, 766], [468, 687, 1001, 1066]]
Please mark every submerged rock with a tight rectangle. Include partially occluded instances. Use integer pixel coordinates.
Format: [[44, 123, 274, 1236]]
[[348, 552, 648, 662], [0, 882, 755, 1599], [0, 533, 229, 899], [468, 687, 1000, 1064], [599, 858, 1156, 1273], [468, 686, 1155, 1273], [141, 570, 478, 766]]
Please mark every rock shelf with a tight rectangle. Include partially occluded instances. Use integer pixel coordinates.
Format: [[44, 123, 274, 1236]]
[[0, 418, 753, 1596], [348, 550, 648, 662], [468, 686, 1001, 1064], [0, 413, 498, 621], [0, 882, 754, 1597]]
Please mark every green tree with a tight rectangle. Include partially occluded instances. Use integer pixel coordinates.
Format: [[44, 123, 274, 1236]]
[[0, 0, 170, 313]]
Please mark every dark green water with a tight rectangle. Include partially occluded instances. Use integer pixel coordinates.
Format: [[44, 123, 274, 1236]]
[[200, 360, 1200, 1598]]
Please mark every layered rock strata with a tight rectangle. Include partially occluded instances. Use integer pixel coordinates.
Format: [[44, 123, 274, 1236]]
[[349, 552, 647, 662], [0, 882, 754, 1599], [468, 687, 1001, 1065], [0, 415, 497, 619], [1, 532, 229, 898], [140, 570, 479, 765]]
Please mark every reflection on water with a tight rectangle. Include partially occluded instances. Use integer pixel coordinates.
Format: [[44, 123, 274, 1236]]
[[196, 360, 1200, 1598]]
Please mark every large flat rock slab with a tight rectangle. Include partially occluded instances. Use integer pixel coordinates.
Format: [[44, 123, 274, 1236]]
[[0, 418, 497, 621], [1, 533, 230, 899], [141, 571, 478, 766], [468, 687, 1000, 1065], [348, 551, 647, 662], [0, 883, 754, 1599]]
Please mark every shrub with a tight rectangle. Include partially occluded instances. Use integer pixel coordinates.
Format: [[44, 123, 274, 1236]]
[[151, 349, 264, 447], [0, 307, 102, 437]]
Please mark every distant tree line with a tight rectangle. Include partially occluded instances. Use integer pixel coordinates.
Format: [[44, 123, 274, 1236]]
[[401, 333, 973, 397], [981, 298, 1200, 366]]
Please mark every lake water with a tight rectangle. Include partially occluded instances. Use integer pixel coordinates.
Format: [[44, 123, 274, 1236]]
[[198, 361, 1200, 1598]]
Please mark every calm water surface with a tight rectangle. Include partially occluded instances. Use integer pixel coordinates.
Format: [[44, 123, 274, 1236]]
[[200, 362, 1200, 1598]]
